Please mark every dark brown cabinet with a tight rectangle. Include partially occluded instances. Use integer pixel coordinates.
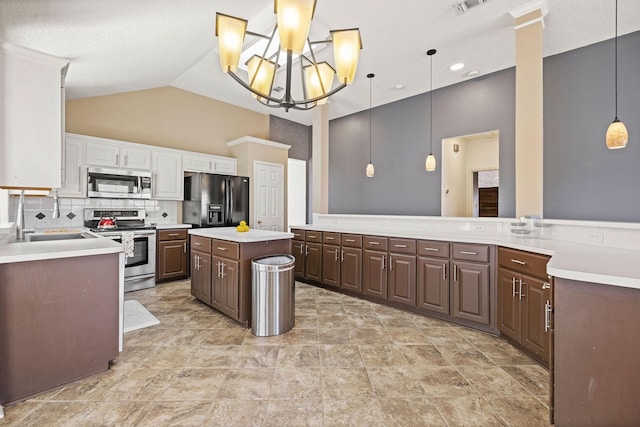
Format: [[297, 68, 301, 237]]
[[291, 229, 323, 283], [363, 236, 388, 300], [497, 247, 551, 366], [340, 234, 362, 293], [322, 232, 341, 288], [191, 235, 212, 304], [450, 243, 492, 326], [387, 238, 416, 307], [190, 235, 290, 327], [157, 228, 189, 282], [417, 240, 451, 315]]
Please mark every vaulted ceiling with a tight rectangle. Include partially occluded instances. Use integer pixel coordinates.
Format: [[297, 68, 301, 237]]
[[2, 0, 639, 125]]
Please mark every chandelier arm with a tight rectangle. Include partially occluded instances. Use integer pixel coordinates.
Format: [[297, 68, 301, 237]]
[[284, 50, 294, 106], [249, 26, 279, 89], [228, 70, 284, 104], [300, 45, 309, 101], [245, 30, 271, 40], [248, 81, 349, 110]]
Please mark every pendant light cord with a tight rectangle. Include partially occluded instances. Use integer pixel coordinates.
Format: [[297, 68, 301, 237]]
[[614, 0, 618, 118]]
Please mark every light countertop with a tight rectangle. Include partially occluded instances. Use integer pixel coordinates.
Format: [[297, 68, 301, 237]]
[[0, 237, 124, 264], [154, 223, 192, 230], [291, 223, 640, 290], [189, 227, 293, 243]]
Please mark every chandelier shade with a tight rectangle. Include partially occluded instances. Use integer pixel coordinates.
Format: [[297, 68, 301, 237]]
[[274, 0, 316, 53], [215, 13, 248, 73], [214, 2, 361, 111]]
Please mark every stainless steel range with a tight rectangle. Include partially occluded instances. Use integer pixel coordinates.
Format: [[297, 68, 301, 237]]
[[84, 209, 156, 292]]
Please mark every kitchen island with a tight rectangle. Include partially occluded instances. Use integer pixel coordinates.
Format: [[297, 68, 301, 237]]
[[0, 237, 124, 407], [188, 227, 293, 327]]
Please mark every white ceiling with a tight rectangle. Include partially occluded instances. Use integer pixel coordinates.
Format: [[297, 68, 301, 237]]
[[1, 0, 639, 126]]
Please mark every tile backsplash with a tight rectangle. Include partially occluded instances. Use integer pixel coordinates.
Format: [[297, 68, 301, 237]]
[[8, 196, 179, 230]]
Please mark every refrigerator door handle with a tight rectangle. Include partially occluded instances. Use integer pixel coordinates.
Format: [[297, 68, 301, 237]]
[[228, 178, 234, 226]]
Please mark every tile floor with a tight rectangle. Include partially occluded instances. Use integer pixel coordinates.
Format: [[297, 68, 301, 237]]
[[1, 280, 551, 426]]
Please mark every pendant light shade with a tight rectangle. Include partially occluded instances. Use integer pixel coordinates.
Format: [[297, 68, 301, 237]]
[[331, 29, 363, 85], [607, 0, 628, 149], [365, 73, 375, 177], [274, 0, 316, 53], [246, 55, 277, 99], [426, 49, 437, 172], [304, 62, 336, 105], [215, 13, 248, 73]]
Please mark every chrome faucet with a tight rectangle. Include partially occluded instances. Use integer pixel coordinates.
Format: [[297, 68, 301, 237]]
[[52, 189, 60, 219]]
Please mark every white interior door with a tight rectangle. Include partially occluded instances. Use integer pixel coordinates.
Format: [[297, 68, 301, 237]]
[[254, 161, 284, 231]]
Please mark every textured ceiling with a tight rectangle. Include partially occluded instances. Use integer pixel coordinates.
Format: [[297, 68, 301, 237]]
[[1, 0, 639, 125]]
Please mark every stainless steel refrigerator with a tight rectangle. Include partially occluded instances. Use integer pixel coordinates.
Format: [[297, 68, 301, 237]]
[[183, 173, 250, 227]]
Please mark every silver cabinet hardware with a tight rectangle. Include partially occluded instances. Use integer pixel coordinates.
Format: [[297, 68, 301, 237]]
[[394, 244, 408, 248], [341, 250, 345, 263], [325, 236, 335, 240], [545, 300, 552, 332], [542, 282, 551, 290], [300, 245, 303, 255], [115, 153, 119, 166], [193, 242, 202, 246], [168, 233, 180, 237], [510, 258, 527, 265], [443, 263, 447, 280], [453, 264, 457, 281], [512, 277, 517, 297], [217, 247, 228, 251], [305, 244, 309, 256], [257, 220, 262, 224], [124, 154, 128, 166], [216, 261, 220, 277], [183, 242, 186, 253], [424, 247, 439, 252], [294, 233, 300, 238], [389, 256, 393, 270], [334, 249, 338, 261], [308, 235, 316, 239], [382, 255, 386, 270], [460, 251, 478, 255], [370, 241, 380, 245], [220, 262, 226, 278], [518, 278, 525, 300], [345, 238, 355, 242]]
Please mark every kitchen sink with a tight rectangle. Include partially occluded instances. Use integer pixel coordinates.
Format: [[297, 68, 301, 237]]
[[25, 232, 97, 242]]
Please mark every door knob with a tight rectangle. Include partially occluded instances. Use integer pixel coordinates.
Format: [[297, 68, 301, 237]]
[[257, 220, 262, 224]]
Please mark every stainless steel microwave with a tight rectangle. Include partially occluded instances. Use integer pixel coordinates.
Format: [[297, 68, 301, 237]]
[[87, 167, 152, 199]]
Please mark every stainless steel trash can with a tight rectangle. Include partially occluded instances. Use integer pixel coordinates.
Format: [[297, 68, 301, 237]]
[[251, 254, 296, 337]]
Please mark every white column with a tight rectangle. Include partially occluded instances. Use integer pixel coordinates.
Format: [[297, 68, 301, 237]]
[[312, 104, 329, 216]]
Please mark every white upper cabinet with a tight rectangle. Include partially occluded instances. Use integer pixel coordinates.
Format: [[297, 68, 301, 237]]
[[152, 150, 183, 200], [0, 42, 69, 189], [183, 153, 237, 175], [86, 140, 151, 171]]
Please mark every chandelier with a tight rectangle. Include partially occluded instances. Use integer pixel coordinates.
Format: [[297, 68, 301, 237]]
[[215, 0, 362, 111]]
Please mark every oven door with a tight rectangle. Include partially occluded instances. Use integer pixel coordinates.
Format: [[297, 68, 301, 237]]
[[107, 231, 156, 278]]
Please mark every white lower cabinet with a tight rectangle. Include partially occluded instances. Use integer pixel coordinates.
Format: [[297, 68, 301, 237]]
[[152, 150, 183, 200]]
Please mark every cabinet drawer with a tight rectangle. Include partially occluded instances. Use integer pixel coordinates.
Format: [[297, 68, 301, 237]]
[[417, 240, 449, 258], [323, 232, 340, 245], [211, 239, 240, 259], [451, 243, 490, 263], [291, 229, 306, 241], [190, 235, 211, 253], [306, 231, 322, 242], [158, 229, 188, 241], [341, 234, 363, 248], [498, 247, 550, 279], [389, 238, 416, 254], [364, 235, 388, 251]]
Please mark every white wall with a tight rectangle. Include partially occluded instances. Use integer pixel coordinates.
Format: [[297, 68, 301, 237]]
[[287, 158, 307, 228]]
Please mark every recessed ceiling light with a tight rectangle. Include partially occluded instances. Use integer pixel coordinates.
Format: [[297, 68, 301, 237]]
[[393, 84, 405, 90], [467, 70, 480, 77], [450, 62, 465, 71]]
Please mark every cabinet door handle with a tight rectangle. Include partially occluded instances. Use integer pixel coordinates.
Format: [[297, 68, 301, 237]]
[[389, 256, 393, 270], [545, 300, 552, 332], [168, 233, 180, 237], [183, 242, 186, 253], [334, 249, 338, 262], [369, 241, 380, 245], [519, 278, 525, 300], [124, 154, 128, 166], [443, 263, 447, 280], [216, 247, 228, 251], [424, 247, 439, 252], [512, 277, 517, 297], [341, 250, 345, 263], [394, 244, 408, 248], [305, 244, 309, 256], [542, 282, 551, 290], [217, 261, 221, 278], [78, 166, 82, 191], [345, 238, 356, 243], [220, 262, 226, 278], [510, 258, 527, 266], [453, 264, 457, 282], [382, 255, 386, 270], [300, 244, 304, 255], [460, 251, 478, 255], [116, 153, 119, 166]]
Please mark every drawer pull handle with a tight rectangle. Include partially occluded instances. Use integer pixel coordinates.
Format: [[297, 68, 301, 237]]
[[325, 236, 335, 240], [193, 242, 202, 246], [542, 282, 551, 290], [460, 251, 478, 255], [423, 247, 439, 252], [510, 258, 527, 265], [168, 233, 180, 237], [394, 244, 408, 248], [369, 241, 380, 245], [294, 233, 301, 237], [308, 235, 317, 239], [345, 239, 356, 242], [217, 247, 228, 251]]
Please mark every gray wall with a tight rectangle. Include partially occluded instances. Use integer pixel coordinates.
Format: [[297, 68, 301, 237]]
[[543, 31, 640, 222], [329, 68, 516, 217], [327, 30, 640, 222]]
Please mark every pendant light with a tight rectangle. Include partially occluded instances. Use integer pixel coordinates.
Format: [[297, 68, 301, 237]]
[[605, 0, 628, 149], [425, 49, 437, 172], [366, 73, 375, 178]]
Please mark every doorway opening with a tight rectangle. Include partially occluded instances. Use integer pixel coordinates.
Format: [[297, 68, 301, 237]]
[[473, 169, 499, 217]]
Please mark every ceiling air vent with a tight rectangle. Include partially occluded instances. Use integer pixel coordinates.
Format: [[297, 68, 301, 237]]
[[455, 0, 489, 14]]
